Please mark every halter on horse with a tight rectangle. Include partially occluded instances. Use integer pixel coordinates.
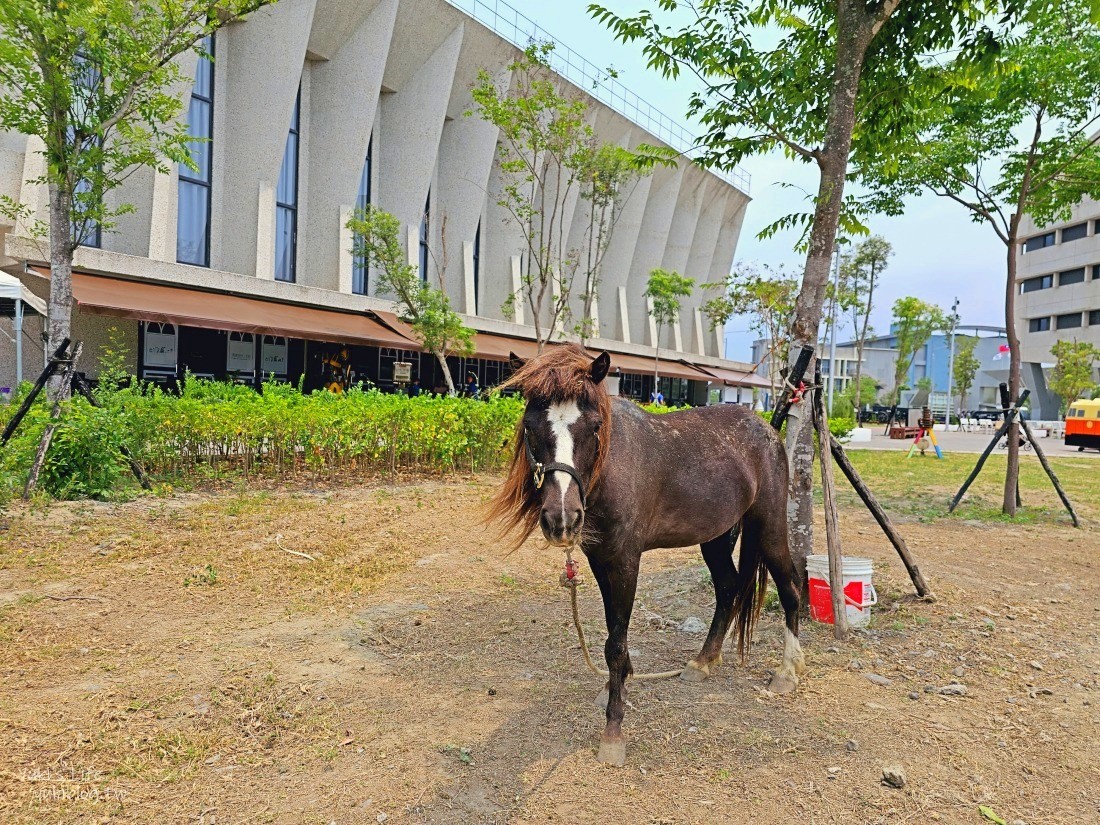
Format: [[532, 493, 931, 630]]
[[489, 344, 805, 766]]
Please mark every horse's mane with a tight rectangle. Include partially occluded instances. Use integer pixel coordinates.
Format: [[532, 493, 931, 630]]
[[486, 344, 612, 548]]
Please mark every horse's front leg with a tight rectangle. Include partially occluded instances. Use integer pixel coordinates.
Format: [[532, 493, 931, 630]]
[[589, 551, 639, 767]]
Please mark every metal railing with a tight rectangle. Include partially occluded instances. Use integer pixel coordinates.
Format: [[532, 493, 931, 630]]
[[445, 0, 751, 195]]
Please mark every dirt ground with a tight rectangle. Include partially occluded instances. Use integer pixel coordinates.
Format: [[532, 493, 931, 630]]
[[0, 476, 1097, 824]]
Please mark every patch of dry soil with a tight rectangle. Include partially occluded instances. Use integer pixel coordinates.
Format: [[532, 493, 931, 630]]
[[0, 479, 1097, 823]]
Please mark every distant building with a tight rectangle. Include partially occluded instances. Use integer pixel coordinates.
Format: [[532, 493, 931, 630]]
[[1014, 194, 1100, 418], [750, 324, 1009, 413]]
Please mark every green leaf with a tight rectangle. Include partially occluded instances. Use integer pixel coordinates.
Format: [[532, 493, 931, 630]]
[[978, 805, 1006, 825]]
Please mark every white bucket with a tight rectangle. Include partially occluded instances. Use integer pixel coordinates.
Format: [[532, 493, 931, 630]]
[[806, 555, 877, 628]]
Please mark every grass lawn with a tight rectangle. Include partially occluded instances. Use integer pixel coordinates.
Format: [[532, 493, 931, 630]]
[[837, 448, 1095, 525]]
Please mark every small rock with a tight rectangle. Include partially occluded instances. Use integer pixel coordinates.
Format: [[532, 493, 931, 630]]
[[679, 617, 707, 634], [1029, 661, 1043, 671], [849, 659, 863, 670], [687, 726, 698, 733], [845, 739, 859, 752], [487, 688, 496, 696], [908, 691, 920, 701], [825, 646, 840, 654], [923, 684, 937, 694], [827, 766, 841, 776], [938, 684, 968, 696], [377, 814, 388, 824], [953, 666, 966, 678], [864, 673, 892, 687], [882, 765, 907, 788]]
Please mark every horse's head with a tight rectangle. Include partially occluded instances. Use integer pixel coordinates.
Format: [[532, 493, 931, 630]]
[[488, 345, 612, 548]]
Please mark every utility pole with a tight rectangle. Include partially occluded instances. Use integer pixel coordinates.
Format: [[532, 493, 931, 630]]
[[946, 297, 960, 423], [826, 243, 842, 414]]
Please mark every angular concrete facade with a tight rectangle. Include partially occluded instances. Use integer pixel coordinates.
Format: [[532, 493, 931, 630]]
[[0, 0, 753, 392]]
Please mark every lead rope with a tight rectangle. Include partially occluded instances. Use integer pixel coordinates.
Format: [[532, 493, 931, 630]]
[[560, 545, 684, 682]]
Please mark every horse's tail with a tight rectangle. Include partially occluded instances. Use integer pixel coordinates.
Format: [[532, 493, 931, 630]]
[[730, 520, 770, 660]]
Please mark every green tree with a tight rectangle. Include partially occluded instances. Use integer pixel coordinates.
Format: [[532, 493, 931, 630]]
[[952, 334, 981, 412], [0, 0, 276, 399], [470, 43, 642, 350], [1050, 339, 1100, 414], [703, 263, 798, 404], [837, 375, 878, 418], [874, 0, 1100, 515], [348, 206, 474, 396], [890, 297, 945, 406], [575, 142, 642, 343], [591, 0, 1019, 565], [842, 236, 892, 415], [645, 268, 694, 387]]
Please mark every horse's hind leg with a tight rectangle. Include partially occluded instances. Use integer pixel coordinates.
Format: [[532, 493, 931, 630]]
[[682, 528, 737, 682], [757, 513, 805, 695]]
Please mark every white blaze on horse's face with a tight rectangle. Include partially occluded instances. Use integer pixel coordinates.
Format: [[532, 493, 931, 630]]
[[541, 400, 583, 544]]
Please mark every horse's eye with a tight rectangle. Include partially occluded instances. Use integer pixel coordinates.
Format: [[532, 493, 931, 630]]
[[594, 420, 603, 432]]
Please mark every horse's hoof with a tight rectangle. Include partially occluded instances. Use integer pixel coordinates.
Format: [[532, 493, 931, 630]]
[[597, 738, 626, 767], [594, 687, 609, 711], [680, 660, 710, 682], [768, 672, 799, 695]]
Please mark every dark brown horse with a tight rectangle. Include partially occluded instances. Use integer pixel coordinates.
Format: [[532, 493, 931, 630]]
[[489, 344, 804, 766]]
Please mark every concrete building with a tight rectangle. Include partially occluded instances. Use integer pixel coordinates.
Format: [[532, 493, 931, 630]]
[[1015, 195, 1100, 418], [0, 0, 761, 404]]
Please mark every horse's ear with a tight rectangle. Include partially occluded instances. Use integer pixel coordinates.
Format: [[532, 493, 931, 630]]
[[508, 352, 525, 372], [590, 351, 611, 385]]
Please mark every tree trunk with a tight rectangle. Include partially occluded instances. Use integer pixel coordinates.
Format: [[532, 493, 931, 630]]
[[852, 264, 875, 417], [46, 183, 75, 402], [1003, 238, 1022, 515], [653, 329, 661, 397], [785, 17, 873, 575], [435, 350, 457, 396]]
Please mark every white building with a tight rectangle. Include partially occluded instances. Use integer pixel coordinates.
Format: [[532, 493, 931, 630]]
[[1015, 195, 1100, 418], [0, 0, 761, 404]]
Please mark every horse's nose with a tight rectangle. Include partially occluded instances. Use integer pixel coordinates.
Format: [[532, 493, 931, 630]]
[[567, 508, 583, 532]]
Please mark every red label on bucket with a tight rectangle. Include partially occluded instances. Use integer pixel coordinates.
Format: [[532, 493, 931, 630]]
[[808, 577, 864, 624]]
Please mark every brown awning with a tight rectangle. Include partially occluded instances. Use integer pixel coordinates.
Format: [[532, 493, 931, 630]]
[[599, 350, 713, 382], [34, 268, 418, 348], [693, 364, 772, 389], [369, 309, 543, 363]]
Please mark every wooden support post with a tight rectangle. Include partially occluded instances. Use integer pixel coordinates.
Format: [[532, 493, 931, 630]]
[[1000, 383, 1022, 507], [769, 345, 814, 431], [949, 389, 1029, 513], [71, 374, 153, 491], [828, 435, 934, 599], [813, 367, 848, 638], [24, 343, 83, 499], [1, 339, 71, 448], [1019, 418, 1080, 528]]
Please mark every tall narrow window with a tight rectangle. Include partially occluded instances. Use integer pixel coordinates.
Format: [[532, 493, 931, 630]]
[[352, 134, 373, 295], [275, 87, 301, 283], [418, 190, 430, 283], [177, 35, 214, 266], [72, 54, 102, 248], [472, 218, 481, 314]]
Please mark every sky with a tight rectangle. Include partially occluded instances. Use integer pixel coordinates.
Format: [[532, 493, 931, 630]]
[[503, 0, 1009, 362]]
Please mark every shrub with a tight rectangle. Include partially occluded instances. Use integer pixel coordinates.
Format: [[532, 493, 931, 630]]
[[0, 381, 525, 500]]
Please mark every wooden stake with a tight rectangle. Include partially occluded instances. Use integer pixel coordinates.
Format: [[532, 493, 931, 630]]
[[24, 343, 83, 499], [813, 368, 848, 639], [1019, 418, 1080, 528], [1, 339, 71, 448], [948, 389, 1030, 513], [827, 434, 934, 599]]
